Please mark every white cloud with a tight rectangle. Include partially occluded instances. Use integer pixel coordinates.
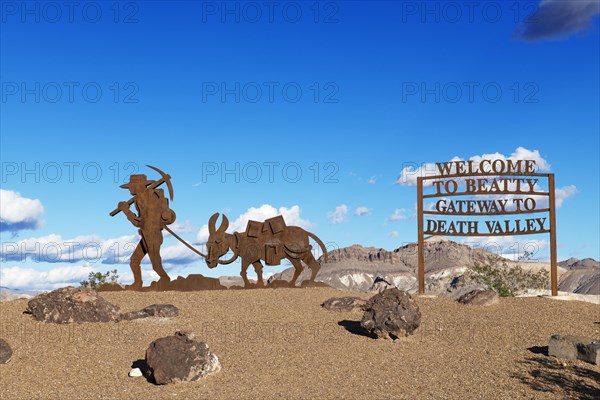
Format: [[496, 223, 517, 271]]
[[368, 176, 377, 184], [327, 204, 348, 224], [196, 204, 314, 243], [0, 232, 206, 268], [147, 242, 202, 268], [100, 234, 140, 264], [555, 185, 577, 208], [0, 189, 44, 232], [119, 269, 160, 285], [0, 233, 139, 264], [354, 206, 372, 216], [196, 224, 210, 244], [167, 220, 196, 235], [395, 147, 551, 186], [387, 209, 409, 221], [0, 265, 95, 290], [388, 231, 400, 238]]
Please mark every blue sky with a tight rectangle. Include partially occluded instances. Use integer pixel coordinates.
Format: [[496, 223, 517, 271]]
[[1, 1, 599, 289]]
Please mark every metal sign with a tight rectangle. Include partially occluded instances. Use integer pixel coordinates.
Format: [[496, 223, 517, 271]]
[[416, 159, 558, 295]]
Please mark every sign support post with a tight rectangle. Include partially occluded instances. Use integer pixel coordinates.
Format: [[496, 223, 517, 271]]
[[417, 177, 425, 295], [548, 173, 558, 296]]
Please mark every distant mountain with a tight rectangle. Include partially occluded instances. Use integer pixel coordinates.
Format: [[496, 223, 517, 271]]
[[558, 257, 600, 270], [269, 237, 599, 296], [556, 257, 599, 295], [0, 286, 41, 302], [218, 276, 256, 288], [270, 236, 498, 295]]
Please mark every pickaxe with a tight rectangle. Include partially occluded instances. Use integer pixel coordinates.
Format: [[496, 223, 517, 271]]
[[109, 165, 207, 258], [109, 165, 174, 217]]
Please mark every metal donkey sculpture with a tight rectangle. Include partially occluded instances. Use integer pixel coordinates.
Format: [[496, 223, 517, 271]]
[[205, 213, 328, 288]]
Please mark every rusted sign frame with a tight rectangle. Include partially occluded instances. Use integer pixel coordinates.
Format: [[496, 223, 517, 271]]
[[417, 172, 558, 296]]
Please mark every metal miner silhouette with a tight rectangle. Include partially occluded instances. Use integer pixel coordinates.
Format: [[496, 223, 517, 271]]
[[205, 213, 328, 288], [110, 165, 176, 289]]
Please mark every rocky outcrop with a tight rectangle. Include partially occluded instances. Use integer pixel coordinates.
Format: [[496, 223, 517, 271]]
[[270, 238, 493, 294], [0, 286, 39, 302], [321, 297, 366, 312], [360, 288, 421, 339], [118, 304, 179, 321], [457, 289, 499, 306], [145, 331, 221, 384], [0, 339, 12, 364], [548, 335, 600, 365], [24, 287, 120, 324], [218, 276, 256, 288], [269, 239, 599, 296], [558, 258, 599, 270], [369, 277, 395, 294]]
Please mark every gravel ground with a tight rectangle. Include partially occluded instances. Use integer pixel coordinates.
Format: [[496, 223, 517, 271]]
[[0, 288, 598, 399]]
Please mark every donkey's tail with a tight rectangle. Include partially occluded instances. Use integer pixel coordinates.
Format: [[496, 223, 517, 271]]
[[307, 231, 328, 263]]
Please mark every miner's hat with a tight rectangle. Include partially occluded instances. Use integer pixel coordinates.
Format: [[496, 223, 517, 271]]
[[120, 174, 154, 189]]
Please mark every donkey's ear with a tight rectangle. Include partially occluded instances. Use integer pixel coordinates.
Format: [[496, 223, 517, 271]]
[[208, 213, 220, 235], [218, 214, 229, 234]]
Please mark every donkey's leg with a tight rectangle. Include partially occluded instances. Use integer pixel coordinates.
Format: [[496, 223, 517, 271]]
[[252, 261, 265, 287], [240, 258, 252, 288], [303, 252, 321, 282], [289, 258, 303, 288]]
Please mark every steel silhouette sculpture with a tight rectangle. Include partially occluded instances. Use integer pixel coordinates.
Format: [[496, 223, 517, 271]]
[[108, 166, 329, 291], [205, 213, 328, 288], [110, 165, 177, 289]]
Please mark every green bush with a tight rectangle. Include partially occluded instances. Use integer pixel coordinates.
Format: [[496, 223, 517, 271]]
[[80, 269, 120, 290], [467, 252, 549, 297]]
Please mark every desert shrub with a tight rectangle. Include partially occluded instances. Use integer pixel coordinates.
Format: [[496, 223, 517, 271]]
[[467, 252, 549, 297], [80, 269, 120, 289]]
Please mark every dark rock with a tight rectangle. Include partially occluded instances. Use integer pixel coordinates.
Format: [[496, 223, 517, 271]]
[[549, 335, 600, 365], [445, 275, 487, 297], [360, 288, 421, 339], [119, 304, 179, 321], [457, 289, 499, 306], [369, 277, 395, 293], [118, 310, 149, 321], [578, 341, 600, 365], [144, 304, 179, 317], [321, 297, 366, 312], [25, 287, 120, 324], [145, 331, 221, 384], [0, 339, 12, 364]]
